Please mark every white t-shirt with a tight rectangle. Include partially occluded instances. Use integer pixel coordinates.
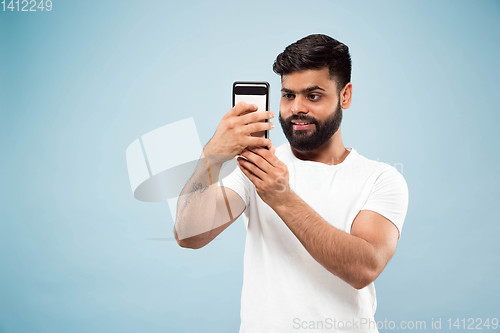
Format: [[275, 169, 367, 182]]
[[219, 143, 409, 333]]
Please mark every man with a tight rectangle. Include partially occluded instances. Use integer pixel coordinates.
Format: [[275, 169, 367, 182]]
[[175, 34, 408, 333]]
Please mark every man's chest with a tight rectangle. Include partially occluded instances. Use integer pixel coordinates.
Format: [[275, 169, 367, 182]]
[[285, 165, 374, 232]]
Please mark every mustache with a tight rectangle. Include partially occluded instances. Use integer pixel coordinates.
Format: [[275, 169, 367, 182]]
[[284, 114, 319, 126]]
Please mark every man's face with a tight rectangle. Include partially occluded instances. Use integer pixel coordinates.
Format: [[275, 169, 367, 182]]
[[279, 68, 342, 151]]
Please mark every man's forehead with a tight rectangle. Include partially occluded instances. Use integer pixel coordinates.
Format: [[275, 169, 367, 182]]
[[281, 68, 336, 91]]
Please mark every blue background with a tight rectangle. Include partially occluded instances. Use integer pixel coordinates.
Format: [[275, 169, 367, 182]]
[[1, 0, 499, 332]]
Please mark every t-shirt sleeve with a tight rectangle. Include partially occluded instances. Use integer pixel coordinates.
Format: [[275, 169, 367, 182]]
[[218, 159, 251, 208], [361, 166, 409, 237]]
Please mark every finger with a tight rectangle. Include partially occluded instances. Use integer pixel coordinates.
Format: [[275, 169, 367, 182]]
[[240, 149, 273, 174], [239, 110, 274, 125], [248, 147, 280, 168], [244, 121, 274, 135], [269, 145, 276, 155], [238, 158, 264, 187], [229, 102, 258, 117], [237, 156, 267, 180], [244, 136, 272, 149]]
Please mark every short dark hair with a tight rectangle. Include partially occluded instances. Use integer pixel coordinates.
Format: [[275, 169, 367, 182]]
[[273, 34, 352, 93]]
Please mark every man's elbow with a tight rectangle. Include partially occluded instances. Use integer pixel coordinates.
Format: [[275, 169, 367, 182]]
[[177, 239, 205, 249], [174, 228, 208, 249], [176, 235, 207, 249], [351, 275, 375, 290], [350, 263, 383, 290]]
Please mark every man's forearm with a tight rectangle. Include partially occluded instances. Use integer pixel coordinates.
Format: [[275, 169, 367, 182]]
[[272, 192, 382, 289], [174, 149, 230, 241]]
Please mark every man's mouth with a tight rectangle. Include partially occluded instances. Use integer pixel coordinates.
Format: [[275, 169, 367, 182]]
[[291, 119, 315, 130]]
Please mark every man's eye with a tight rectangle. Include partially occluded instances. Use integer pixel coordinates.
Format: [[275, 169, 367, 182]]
[[308, 94, 321, 101], [282, 94, 295, 100]]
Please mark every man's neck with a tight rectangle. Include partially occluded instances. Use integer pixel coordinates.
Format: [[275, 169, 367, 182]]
[[290, 129, 349, 165]]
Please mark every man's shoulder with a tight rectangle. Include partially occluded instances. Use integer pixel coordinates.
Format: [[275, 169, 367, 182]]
[[273, 143, 403, 180], [349, 149, 404, 181]]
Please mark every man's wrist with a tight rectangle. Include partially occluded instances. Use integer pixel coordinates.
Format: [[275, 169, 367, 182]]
[[272, 189, 299, 213], [202, 142, 235, 185], [203, 142, 231, 162]]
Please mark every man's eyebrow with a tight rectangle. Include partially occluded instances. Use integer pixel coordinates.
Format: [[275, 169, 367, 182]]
[[281, 86, 326, 94]]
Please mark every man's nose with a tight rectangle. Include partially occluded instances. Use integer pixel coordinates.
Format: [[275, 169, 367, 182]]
[[290, 96, 308, 115]]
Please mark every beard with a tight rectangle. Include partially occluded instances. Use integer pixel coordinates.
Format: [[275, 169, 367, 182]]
[[279, 101, 343, 151]]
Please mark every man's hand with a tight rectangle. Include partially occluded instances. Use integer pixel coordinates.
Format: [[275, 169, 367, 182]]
[[205, 102, 274, 161], [237, 146, 292, 207]]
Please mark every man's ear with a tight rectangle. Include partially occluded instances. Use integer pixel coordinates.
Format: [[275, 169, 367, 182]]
[[340, 82, 353, 109]]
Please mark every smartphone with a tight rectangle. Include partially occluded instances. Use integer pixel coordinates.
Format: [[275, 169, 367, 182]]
[[232, 81, 270, 140]]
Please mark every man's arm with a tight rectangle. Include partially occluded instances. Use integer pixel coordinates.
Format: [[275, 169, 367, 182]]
[[174, 150, 245, 248], [272, 196, 398, 289], [174, 102, 274, 248], [175, 184, 246, 249], [237, 147, 400, 289]]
